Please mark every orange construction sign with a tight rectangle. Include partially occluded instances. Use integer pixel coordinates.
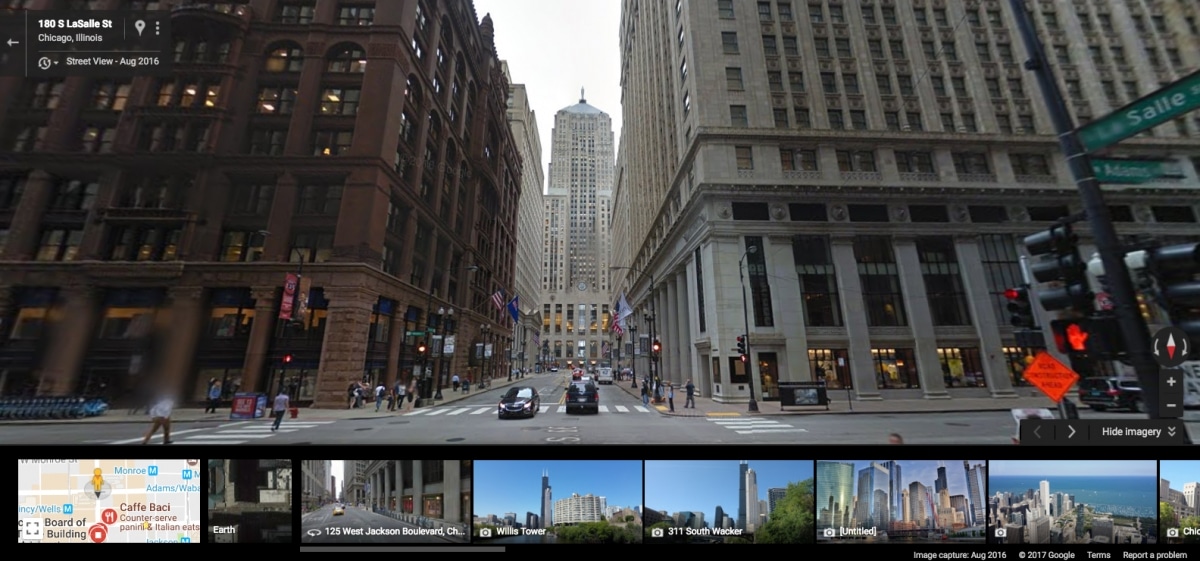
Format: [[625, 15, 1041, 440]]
[[1022, 351, 1081, 403]]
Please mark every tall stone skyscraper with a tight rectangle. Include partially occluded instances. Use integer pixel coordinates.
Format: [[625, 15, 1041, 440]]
[[737, 460, 749, 530], [744, 466, 759, 532], [540, 90, 615, 368], [541, 469, 553, 528]]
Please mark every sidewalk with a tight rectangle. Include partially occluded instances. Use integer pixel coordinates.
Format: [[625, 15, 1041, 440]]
[[613, 380, 1057, 418], [0, 375, 530, 426]]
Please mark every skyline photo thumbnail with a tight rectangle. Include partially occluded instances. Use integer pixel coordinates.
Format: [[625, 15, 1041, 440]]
[[473, 460, 643, 519]]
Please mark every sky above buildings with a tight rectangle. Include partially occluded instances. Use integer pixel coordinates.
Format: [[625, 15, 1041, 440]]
[[644, 460, 813, 516], [988, 460, 1157, 477], [332, 460, 344, 494], [473, 0, 623, 192], [474, 460, 642, 519], [823, 460, 985, 499], [1159, 461, 1200, 490]]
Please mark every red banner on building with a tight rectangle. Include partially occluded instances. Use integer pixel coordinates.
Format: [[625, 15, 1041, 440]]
[[279, 273, 298, 320]]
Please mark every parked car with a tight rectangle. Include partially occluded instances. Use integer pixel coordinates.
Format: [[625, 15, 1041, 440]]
[[566, 381, 600, 414], [1077, 377, 1142, 412], [498, 387, 541, 419]]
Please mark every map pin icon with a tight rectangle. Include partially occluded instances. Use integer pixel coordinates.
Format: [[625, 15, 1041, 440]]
[[134, 20, 145, 36]]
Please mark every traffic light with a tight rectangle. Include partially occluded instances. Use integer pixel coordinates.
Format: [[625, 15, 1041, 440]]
[[417, 341, 427, 354], [1049, 317, 1121, 358], [736, 335, 746, 361], [1024, 224, 1092, 312], [282, 353, 293, 364], [652, 339, 661, 353], [1149, 242, 1200, 341], [1005, 286, 1036, 328]]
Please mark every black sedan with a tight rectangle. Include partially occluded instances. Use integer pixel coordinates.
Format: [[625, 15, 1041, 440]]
[[498, 387, 540, 419]]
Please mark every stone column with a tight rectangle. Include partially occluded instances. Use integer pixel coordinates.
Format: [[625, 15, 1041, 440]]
[[892, 237, 950, 398], [768, 236, 810, 382], [412, 460, 424, 516], [313, 287, 376, 408], [383, 463, 392, 511], [675, 270, 692, 384], [830, 238, 881, 399], [1, 170, 54, 260], [394, 461, 403, 512], [161, 287, 205, 399], [663, 272, 677, 384], [39, 286, 98, 395], [240, 287, 279, 394], [656, 285, 667, 383], [443, 460, 462, 523], [385, 312, 403, 390], [955, 236, 1018, 397]]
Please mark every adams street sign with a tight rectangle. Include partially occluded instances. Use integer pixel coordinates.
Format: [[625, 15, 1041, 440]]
[[1077, 69, 1200, 153]]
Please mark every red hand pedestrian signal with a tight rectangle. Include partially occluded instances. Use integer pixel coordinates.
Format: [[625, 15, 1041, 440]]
[[1066, 323, 1089, 352]]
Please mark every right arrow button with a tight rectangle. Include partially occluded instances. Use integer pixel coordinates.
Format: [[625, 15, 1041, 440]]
[[1067, 424, 1077, 439]]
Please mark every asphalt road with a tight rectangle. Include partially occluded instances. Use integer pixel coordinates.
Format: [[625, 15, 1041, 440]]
[[300, 503, 466, 543], [0, 373, 1195, 446]]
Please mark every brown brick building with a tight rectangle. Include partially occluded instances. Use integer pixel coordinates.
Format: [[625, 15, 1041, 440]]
[[0, 0, 523, 408]]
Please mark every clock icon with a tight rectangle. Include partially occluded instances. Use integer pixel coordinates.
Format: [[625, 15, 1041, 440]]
[[577, 282, 588, 292]]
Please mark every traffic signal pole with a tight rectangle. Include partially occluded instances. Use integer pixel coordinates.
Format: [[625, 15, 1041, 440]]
[[1009, 1, 1164, 421]]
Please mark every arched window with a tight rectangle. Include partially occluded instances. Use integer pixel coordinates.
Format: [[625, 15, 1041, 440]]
[[264, 42, 303, 72], [405, 75, 422, 106], [326, 43, 367, 73]]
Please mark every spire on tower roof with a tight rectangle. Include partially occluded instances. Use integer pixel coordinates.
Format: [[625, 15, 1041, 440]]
[[580, 87, 585, 103]]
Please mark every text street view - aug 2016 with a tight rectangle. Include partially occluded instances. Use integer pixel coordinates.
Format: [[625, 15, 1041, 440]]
[[987, 460, 1158, 546], [816, 460, 986, 544], [301, 460, 471, 544], [645, 460, 814, 544], [17, 459, 201, 543], [473, 460, 643, 544]]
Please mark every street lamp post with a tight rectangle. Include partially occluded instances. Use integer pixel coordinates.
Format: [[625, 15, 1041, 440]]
[[433, 307, 452, 400], [479, 324, 491, 386], [278, 247, 307, 396], [739, 245, 760, 413], [426, 265, 477, 401], [628, 324, 638, 388]]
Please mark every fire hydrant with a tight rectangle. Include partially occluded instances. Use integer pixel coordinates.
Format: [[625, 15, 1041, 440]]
[[289, 407, 299, 419]]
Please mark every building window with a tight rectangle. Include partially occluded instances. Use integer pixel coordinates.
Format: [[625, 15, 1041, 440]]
[[938, 347, 985, 387], [248, 129, 287, 155], [107, 226, 181, 261], [336, 4, 374, 25], [312, 130, 353, 155], [854, 236, 906, 327], [730, 105, 748, 126], [257, 85, 298, 114], [276, 1, 315, 24], [718, 0, 734, 19], [836, 150, 875, 172], [721, 32, 739, 54], [49, 179, 99, 211], [952, 152, 991, 175], [91, 80, 131, 110], [872, 348, 919, 389], [745, 236, 774, 327], [896, 151, 934, 173], [78, 126, 116, 153], [735, 146, 754, 169], [762, 35, 777, 55], [979, 234, 1022, 324], [318, 87, 361, 115], [793, 235, 841, 327], [757, 1, 772, 21], [296, 184, 343, 215], [695, 247, 706, 332], [291, 232, 334, 263], [780, 148, 818, 171], [218, 231, 266, 262], [1010, 153, 1050, 176], [36, 229, 83, 261], [725, 67, 743, 90], [22, 80, 64, 109], [810, 348, 851, 389], [773, 108, 789, 128], [828, 110, 844, 130], [264, 44, 304, 72], [326, 44, 367, 73], [916, 237, 970, 326]]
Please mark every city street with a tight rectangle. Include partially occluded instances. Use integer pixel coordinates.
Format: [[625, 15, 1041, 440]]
[[301, 503, 465, 543], [0, 371, 1194, 445]]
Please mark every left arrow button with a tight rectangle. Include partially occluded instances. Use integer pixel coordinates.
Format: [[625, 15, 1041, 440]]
[[6, 38, 17, 47]]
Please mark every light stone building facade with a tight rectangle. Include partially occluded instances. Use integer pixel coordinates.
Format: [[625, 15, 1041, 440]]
[[553, 492, 607, 525], [612, 0, 1200, 404], [361, 459, 472, 534], [503, 62, 546, 371], [541, 93, 617, 368], [301, 459, 332, 509]]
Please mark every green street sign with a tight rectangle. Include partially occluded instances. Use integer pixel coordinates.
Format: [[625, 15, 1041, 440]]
[[405, 330, 428, 337], [1077, 69, 1200, 153], [1092, 159, 1183, 184]]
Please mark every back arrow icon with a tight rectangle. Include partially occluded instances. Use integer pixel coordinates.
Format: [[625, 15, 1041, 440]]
[[1067, 425, 1077, 438], [6, 39, 17, 47], [1033, 425, 1042, 439]]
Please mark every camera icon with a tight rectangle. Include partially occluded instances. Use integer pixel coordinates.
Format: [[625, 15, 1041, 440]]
[[478, 528, 492, 538], [823, 528, 837, 538], [651, 528, 664, 538], [994, 528, 1007, 538], [1167, 528, 1179, 538]]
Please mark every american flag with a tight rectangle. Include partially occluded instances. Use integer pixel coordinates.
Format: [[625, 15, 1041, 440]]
[[602, 341, 610, 357], [490, 289, 506, 311], [612, 319, 623, 337], [532, 331, 541, 348]]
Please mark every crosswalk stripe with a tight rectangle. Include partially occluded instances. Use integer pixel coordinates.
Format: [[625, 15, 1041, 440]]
[[471, 407, 491, 415], [405, 409, 430, 415], [557, 405, 566, 413], [539, 406, 550, 413], [635, 406, 650, 412], [230, 424, 327, 430], [446, 408, 470, 415], [172, 440, 246, 445], [598, 405, 609, 413], [181, 434, 278, 439], [425, 409, 450, 416], [734, 429, 809, 434], [615, 405, 629, 412]]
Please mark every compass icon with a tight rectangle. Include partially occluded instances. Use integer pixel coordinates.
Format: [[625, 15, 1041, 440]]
[[1151, 326, 1191, 368]]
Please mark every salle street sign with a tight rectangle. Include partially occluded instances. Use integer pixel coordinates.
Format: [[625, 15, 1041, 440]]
[[1077, 69, 1200, 153], [1092, 159, 1184, 184]]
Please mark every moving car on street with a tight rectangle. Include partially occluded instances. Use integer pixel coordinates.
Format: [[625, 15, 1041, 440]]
[[597, 367, 614, 384], [1077, 377, 1142, 412], [566, 380, 600, 414], [332, 504, 345, 516], [498, 386, 541, 419]]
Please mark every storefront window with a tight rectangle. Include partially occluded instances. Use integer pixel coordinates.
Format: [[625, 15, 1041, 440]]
[[809, 348, 852, 389], [402, 495, 413, 514], [423, 494, 443, 518], [209, 305, 255, 337], [872, 348, 919, 389], [937, 347, 985, 387], [99, 307, 158, 339], [758, 352, 779, 399], [9, 304, 61, 339]]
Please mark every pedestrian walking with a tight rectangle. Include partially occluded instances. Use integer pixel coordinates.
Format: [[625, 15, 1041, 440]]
[[271, 389, 290, 431], [452, 374, 461, 392], [641, 383, 649, 406], [141, 391, 174, 445], [205, 379, 222, 413], [667, 383, 675, 412], [684, 379, 695, 408], [346, 382, 358, 409], [374, 383, 386, 412]]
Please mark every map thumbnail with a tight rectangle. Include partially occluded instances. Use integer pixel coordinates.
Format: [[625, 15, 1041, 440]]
[[18, 459, 201, 543]]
